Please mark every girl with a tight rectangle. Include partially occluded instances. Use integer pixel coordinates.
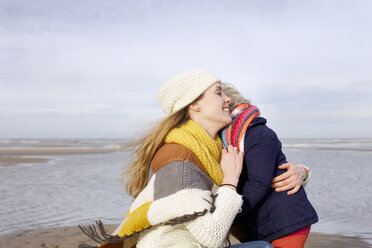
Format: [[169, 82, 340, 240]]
[[221, 83, 318, 248]]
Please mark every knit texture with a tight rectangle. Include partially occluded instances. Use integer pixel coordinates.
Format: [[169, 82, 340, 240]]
[[119, 201, 152, 236], [139, 186, 242, 248], [271, 226, 311, 248], [221, 104, 260, 151], [158, 69, 220, 115], [79, 129, 242, 248], [151, 143, 207, 175], [165, 119, 223, 185]]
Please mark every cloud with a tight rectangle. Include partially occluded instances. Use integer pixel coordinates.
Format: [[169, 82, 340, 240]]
[[1, 0, 371, 138], [255, 81, 372, 110]]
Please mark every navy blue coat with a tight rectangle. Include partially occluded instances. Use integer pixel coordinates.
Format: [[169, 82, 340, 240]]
[[234, 117, 318, 242]]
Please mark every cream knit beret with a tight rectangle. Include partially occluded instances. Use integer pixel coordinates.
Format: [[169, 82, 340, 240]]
[[158, 69, 221, 115]]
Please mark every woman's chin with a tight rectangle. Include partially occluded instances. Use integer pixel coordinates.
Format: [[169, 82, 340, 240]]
[[221, 118, 232, 128]]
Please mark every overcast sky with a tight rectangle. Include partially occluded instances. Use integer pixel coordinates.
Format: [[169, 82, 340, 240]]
[[1, 0, 371, 139]]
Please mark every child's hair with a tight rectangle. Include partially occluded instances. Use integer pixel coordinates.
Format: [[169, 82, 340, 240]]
[[222, 83, 250, 110]]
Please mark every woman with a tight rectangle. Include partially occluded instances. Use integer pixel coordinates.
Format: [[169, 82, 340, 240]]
[[79, 69, 272, 248], [221, 84, 318, 248]]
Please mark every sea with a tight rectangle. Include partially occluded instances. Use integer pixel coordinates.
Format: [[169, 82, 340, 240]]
[[0, 138, 371, 244]]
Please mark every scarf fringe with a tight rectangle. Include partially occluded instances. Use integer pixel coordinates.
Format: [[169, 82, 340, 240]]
[[78, 220, 131, 248], [78, 194, 218, 247]]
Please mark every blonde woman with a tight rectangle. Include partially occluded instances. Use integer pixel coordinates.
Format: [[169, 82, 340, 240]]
[[79, 69, 272, 248]]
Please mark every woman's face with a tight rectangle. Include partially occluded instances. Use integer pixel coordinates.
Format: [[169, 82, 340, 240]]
[[196, 82, 232, 130]]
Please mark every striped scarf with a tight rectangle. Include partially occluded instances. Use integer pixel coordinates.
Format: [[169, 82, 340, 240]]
[[221, 104, 260, 152], [165, 119, 223, 186], [78, 120, 222, 248]]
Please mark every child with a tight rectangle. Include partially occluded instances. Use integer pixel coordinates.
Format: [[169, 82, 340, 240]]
[[221, 83, 318, 248]]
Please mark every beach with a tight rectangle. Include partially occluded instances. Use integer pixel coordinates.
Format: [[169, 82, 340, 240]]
[[0, 226, 370, 248], [1, 138, 372, 247]]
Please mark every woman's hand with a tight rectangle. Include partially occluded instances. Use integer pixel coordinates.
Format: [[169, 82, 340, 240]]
[[271, 163, 307, 195], [220, 145, 244, 188]]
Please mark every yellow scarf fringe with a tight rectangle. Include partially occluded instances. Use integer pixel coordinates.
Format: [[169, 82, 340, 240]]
[[165, 119, 223, 186]]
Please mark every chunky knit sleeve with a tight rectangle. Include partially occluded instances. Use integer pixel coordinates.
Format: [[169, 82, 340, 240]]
[[185, 186, 243, 247]]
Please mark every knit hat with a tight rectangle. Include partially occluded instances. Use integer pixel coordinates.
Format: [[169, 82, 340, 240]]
[[158, 69, 221, 115]]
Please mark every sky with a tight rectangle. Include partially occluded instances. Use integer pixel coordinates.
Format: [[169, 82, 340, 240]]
[[0, 0, 371, 139]]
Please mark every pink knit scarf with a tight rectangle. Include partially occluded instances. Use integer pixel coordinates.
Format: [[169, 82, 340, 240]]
[[221, 104, 260, 151]]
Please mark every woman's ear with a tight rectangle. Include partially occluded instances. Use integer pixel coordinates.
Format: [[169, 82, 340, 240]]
[[189, 101, 201, 112]]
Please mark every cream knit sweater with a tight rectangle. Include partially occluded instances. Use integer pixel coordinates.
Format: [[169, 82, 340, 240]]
[[79, 143, 243, 248], [137, 186, 242, 248]]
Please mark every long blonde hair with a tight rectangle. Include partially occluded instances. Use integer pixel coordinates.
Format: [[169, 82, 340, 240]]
[[123, 106, 190, 197]]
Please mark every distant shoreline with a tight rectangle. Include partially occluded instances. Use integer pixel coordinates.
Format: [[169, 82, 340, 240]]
[[0, 157, 51, 166], [0, 225, 370, 248], [1, 144, 371, 155], [0, 146, 133, 156], [1, 144, 371, 167], [283, 146, 372, 152], [0, 146, 133, 166]]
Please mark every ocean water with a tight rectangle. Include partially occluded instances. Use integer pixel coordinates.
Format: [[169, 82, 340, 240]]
[[282, 139, 372, 244], [0, 138, 371, 244]]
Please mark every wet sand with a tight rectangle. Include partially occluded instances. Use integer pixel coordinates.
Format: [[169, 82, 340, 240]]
[[0, 225, 370, 248], [0, 157, 51, 166], [0, 145, 134, 166], [0, 146, 133, 156], [305, 233, 371, 248]]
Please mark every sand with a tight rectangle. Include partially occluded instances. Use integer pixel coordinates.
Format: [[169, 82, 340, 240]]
[[0, 145, 134, 166], [0, 146, 133, 156], [0, 225, 370, 248], [0, 157, 51, 166]]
